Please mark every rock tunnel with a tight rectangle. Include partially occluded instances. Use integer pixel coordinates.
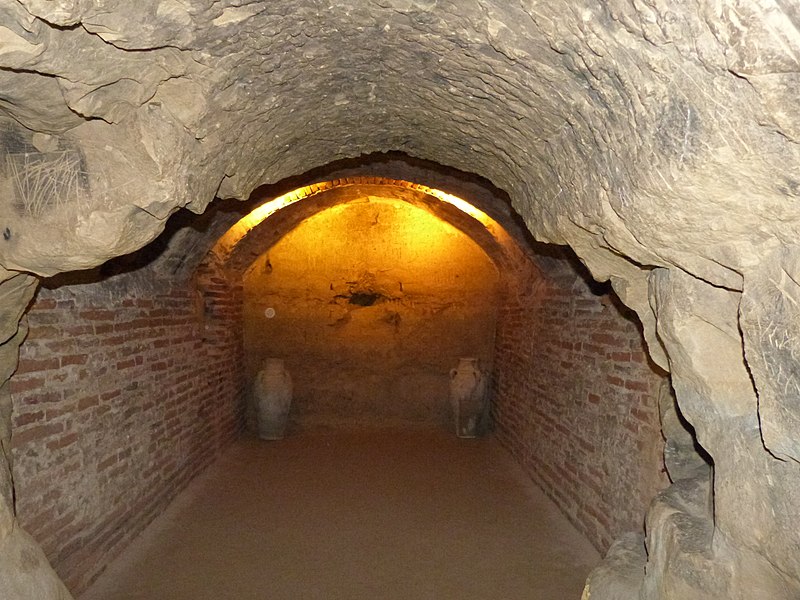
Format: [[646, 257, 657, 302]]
[[0, 2, 799, 598]]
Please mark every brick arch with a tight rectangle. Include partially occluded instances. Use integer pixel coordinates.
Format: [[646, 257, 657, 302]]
[[207, 177, 532, 281]]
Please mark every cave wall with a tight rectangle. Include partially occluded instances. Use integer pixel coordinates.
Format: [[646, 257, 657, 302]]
[[0, 1, 798, 598], [0, 272, 68, 598], [9, 261, 245, 594], [242, 198, 500, 428], [493, 251, 669, 553]]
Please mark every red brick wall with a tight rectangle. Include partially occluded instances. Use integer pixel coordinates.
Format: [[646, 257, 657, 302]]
[[9, 263, 245, 594], [493, 257, 669, 551]]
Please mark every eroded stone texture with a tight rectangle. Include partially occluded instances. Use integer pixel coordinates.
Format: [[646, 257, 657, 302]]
[[0, 271, 70, 599], [0, 272, 38, 540], [0, 1, 797, 598], [582, 532, 647, 600], [739, 247, 800, 463], [0, 1, 795, 281], [658, 382, 709, 485], [646, 268, 800, 599]]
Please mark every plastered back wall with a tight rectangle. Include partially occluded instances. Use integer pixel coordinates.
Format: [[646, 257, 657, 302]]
[[243, 198, 500, 427], [493, 256, 669, 552], [9, 262, 245, 594]]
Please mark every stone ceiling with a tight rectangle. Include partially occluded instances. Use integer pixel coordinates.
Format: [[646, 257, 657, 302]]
[[1, 2, 800, 598], [0, 0, 797, 289]]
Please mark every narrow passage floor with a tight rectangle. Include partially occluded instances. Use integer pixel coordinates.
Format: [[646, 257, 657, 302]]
[[81, 428, 600, 600]]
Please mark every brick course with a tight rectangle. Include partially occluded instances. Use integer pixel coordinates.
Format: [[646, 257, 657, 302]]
[[9, 241, 667, 591], [9, 262, 245, 594], [493, 258, 669, 552]]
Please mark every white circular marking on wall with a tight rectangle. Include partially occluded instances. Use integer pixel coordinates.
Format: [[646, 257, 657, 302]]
[[264, 307, 276, 319]]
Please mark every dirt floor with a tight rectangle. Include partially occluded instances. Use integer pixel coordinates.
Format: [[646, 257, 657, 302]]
[[81, 427, 600, 600]]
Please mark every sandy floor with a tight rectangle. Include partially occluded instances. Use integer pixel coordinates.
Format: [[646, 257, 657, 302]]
[[81, 428, 599, 600]]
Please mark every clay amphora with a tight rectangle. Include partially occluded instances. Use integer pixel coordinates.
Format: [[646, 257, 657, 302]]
[[254, 358, 293, 440], [449, 358, 488, 438]]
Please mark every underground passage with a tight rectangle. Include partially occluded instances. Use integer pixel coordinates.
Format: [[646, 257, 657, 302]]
[[12, 175, 667, 599], [1, 2, 799, 599]]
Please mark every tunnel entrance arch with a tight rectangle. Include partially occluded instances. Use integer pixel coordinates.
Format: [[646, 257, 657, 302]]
[[0, 135, 781, 600], [204, 177, 533, 432], [192, 174, 671, 556], [2, 162, 676, 598]]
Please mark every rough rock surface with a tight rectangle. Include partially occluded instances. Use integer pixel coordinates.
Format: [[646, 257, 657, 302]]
[[582, 532, 646, 600], [0, 1, 797, 598]]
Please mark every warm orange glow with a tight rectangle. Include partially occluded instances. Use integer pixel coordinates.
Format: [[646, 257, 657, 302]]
[[311, 198, 467, 257], [214, 185, 320, 257], [418, 187, 493, 227], [211, 178, 505, 261], [241, 196, 502, 425]]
